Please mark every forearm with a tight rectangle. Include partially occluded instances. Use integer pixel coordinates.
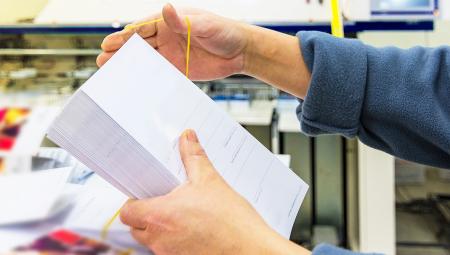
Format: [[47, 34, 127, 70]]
[[241, 24, 311, 99]]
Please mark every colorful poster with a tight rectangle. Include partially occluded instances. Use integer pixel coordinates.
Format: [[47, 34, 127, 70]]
[[13, 229, 130, 255], [0, 106, 59, 174], [0, 107, 31, 152]]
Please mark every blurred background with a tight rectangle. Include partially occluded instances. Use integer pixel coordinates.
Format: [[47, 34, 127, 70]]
[[0, 0, 449, 254]]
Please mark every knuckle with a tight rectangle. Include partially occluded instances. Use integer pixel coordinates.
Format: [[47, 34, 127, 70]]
[[135, 25, 143, 35], [143, 215, 166, 236], [204, 170, 220, 183], [142, 199, 165, 225], [187, 155, 204, 164], [194, 146, 207, 156], [143, 212, 156, 226], [95, 55, 102, 66], [120, 34, 128, 46]]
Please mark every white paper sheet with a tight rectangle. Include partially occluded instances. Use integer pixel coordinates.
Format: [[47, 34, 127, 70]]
[[64, 175, 128, 232], [64, 175, 145, 250], [276, 154, 291, 167], [0, 168, 72, 226], [47, 34, 308, 238]]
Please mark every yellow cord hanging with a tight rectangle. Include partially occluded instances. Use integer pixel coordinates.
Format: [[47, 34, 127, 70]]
[[101, 16, 192, 243], [330, 0, 344, 38]]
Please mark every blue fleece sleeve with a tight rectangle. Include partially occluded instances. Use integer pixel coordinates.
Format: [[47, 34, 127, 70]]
[[312, 244, 381, 255], [296, 31, 450, 169]]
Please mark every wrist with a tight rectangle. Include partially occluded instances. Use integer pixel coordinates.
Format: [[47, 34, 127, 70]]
[[240, 25, 311, 98], [241, 24, 265, 76], [241, 24, 293, 77]]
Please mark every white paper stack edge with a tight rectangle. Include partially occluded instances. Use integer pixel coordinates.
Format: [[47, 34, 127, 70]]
[[48, 93, 177, 198], [47, 34, 308, 238]]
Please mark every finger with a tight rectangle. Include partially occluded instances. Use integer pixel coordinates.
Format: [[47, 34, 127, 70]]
[[96, 51, 115, 67], [145, 36, 158, 48], [162, 3, 185, 34], [179, 129, 216, 183], [120, 198, 158, 229], [101, 18, 159, 53], [124, 13, 161, 38], [101, 31, 131, 52], [162, 3, 212, 37], [97, 36, 158, 67]]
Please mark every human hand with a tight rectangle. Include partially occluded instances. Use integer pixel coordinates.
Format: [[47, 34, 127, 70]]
[[120, 129, 310, 255], [97, 4, 250, 80]]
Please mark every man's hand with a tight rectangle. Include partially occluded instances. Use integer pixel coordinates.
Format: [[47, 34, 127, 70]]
[[120, 129, 311, 255], [97, 4, 249, 81], [98, 4, 311, 98]]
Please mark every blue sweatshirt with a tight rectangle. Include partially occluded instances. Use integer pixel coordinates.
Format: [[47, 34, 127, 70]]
[[297, 31, 450, 170], [296, 31, 450, 254]]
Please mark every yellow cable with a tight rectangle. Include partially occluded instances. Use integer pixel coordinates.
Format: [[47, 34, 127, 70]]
[[101, 16, 193, 243], [330, 0, 344, 38]]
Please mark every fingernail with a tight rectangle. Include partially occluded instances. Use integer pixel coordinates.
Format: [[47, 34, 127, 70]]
[[185, 129, 198, 143]]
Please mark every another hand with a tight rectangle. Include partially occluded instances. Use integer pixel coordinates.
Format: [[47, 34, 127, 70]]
[[97, 4, 249, 80], [120, 129, 310, 255]]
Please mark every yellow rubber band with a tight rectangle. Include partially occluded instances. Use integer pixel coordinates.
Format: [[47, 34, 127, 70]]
[[124, 18, 164, 31], [101, 205, 123, 241], [101, 16, 193, 243], [184, 16, 191, 78], [123, 16, 192, 78]]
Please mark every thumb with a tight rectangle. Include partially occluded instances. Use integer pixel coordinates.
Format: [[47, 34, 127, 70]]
[[162, 3, 185, 34], [179, 129, 216, 183], [162, 3, 210, 36]]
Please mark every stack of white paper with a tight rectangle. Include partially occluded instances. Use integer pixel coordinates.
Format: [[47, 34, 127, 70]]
[[47, 34, 308, 237]]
